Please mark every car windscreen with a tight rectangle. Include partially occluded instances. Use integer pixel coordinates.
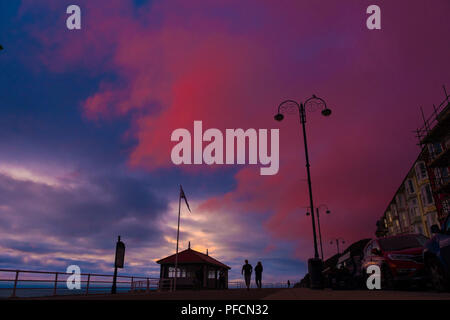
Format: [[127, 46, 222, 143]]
[[378, 235, 427, 251]]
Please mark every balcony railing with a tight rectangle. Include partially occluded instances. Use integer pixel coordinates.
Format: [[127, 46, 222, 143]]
[[435, 176, 450, 194], [428, 147, 450, 168]]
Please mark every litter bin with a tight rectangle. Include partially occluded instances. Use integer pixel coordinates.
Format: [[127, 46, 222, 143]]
[[308, 258, 324, 289]]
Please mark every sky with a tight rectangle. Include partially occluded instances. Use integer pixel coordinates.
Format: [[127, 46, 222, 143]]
[[0, 0, 449, 283]]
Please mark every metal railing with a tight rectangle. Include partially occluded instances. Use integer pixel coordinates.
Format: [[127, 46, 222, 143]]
[[0, 268, 173, 298], [0, 268, 292, 298]]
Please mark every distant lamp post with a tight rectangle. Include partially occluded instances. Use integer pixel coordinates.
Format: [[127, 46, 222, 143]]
[[316, 204, 331, 261], [111, 235, 125, 294], [274, 94, 332, 289], [330, 238, 345, 255]]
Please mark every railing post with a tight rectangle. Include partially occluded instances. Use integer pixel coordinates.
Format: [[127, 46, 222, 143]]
[[53, 272, 58, 296], [85, 274, 91, 295], [131, 276, 134, 292], [146, 278, 150, 293], [10, 270, 19, 298]]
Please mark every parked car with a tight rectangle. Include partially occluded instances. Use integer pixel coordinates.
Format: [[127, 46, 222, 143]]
[[325, 239, 371, 290], [361, 234, 428, 289], [327, 252, 363, 289], [424, 215, 450, 291]]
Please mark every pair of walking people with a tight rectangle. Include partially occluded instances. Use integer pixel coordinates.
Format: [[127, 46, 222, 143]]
[[241, 260, 263, 290]]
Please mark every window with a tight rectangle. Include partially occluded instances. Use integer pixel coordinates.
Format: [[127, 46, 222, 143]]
[[391, 204, 398, 217], [378, 234, 427, 251], [208, 270, 216, 279], [406, 179, 415, 194], [436, 167, 450, 185], [396, 194, 406, 208], [365, 241, 373, 257], [168, 267, 186, 278], [400, 212, 409, 230], [429, 143, 443, 158], [395, 220, 401, 233], [372, 241, 381, 251], [387, 211, 392, 222], [408, 199, 419, 219], [421, 184, 434, 206], [433, 143, 443, 155], [415, 162, 428, 181]]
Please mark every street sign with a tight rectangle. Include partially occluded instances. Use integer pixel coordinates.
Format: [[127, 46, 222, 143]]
[[115, 237, 125, 268]]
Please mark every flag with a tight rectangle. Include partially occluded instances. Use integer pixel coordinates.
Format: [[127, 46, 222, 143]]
[[180, 185, 191, 213]]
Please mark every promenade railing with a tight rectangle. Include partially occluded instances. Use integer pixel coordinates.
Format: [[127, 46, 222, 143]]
[[0, 268, 172, 298]]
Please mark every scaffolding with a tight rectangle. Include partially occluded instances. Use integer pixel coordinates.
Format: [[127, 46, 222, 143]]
[[415, 85, 450, 224]]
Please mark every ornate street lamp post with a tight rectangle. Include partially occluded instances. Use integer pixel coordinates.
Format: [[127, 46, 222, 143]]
[[274, 95, 332, 289]]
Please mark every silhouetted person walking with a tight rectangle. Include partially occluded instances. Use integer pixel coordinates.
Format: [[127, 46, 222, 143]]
[[241, 260, 253, 290], [254, 261, 263, 289], [287, 280, 291, 288]]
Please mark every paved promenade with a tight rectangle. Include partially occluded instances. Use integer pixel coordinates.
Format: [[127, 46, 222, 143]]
[[25, 288, 450, 300]]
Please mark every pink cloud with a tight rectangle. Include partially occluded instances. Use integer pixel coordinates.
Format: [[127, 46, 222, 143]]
[[21, 0, 450, 260]]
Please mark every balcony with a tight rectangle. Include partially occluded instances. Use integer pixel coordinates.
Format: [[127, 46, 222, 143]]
[[436, 176, 450, 194], [428, 147, 450, 168]]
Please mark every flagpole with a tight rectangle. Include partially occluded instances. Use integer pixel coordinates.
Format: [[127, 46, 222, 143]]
[[174, 186, 182, 291]]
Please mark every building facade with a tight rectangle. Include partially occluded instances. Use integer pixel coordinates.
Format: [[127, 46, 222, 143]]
[[377, 150, 439, 238], [416, 91, 450, 225], [377, 88, 450, 238]]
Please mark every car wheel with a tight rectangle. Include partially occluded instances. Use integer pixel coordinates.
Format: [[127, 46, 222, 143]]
[[428, 258, 449, 292]]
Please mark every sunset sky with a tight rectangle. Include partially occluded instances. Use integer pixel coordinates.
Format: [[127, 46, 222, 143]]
[[0, 0, 449, 283]]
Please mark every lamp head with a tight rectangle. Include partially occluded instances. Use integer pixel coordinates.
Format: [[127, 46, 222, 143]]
[[321, 108, 332, 117], [274, 113, 284, 121], [306, 212, 310, 216]]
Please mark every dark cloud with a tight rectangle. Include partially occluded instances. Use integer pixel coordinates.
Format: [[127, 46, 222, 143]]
[[0, 170, 168, 251]]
